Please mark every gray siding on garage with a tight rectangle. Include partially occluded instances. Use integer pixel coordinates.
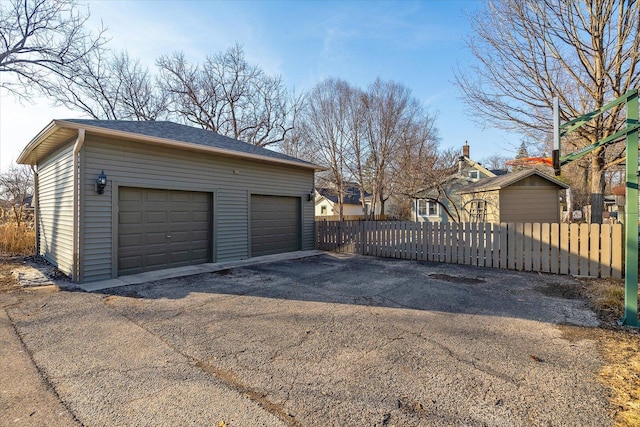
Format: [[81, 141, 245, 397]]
[[36, 142, 75, 276], [251, 195, 300, 256], [80, 136, 315, 282]]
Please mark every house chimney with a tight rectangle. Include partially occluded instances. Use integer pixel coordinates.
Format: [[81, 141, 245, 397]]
[[462, 141, 470, 158]]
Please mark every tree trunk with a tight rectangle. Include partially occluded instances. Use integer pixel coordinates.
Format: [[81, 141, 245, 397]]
[[590, 146, 606, 224]]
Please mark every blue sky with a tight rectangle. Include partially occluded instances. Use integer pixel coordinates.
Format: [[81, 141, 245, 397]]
[[0, 0, 522, 171]]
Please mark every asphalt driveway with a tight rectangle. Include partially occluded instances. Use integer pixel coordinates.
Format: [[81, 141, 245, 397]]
[[4, 253, 611, 426]]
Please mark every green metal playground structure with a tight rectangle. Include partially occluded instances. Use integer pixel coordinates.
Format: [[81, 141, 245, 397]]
[[553, 89, 639, 327]]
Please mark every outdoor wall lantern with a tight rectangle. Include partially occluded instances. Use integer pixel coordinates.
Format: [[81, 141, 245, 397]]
[[96, 170, 107, 194], [307, 190, 314, 202]]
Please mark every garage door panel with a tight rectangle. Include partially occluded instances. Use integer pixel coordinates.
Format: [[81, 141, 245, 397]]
[[146, 253, 168, 267], [170, 211, 189, 222], [119, 255, 142, 270], [251, 195, 300, 257], [118, 187, 212, 276], [146, 191, 168, 202], [192, 211, 209, 221], [146, 212, 167, 224], [119, 233, 143, 247], [119, 211, 142, 224], [170, 230, 190, 242], [120, 189, 143, 201], [191, 248, 209, 259], [170, 192, 190, 202], [144, 232, 167, 245], [170, 250, 190, 263]]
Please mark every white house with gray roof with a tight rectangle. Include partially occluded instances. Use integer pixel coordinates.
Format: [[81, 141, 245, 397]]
[[18, 119, 321, 283]]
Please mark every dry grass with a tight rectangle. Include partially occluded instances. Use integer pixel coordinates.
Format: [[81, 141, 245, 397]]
[[579, 278, 640, 427], [0, 222, 35, 256], [599, 330, 640, 427]]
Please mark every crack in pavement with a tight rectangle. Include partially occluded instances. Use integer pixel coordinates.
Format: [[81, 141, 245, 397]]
[[2, 305, 85, 427], [102, 298, 300, 427]]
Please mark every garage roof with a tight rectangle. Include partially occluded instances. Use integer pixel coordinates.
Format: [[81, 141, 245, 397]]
[[18, 119, 322, 170], [457, 169, 569, 194]]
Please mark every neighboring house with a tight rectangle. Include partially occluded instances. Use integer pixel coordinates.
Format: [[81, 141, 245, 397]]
[[457, 169, 569, 223], [413, 144, 496, 223], [17, 119, 320, 283], [315, 186, 379, 218]]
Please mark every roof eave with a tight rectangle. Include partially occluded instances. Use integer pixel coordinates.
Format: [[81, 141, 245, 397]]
[[17, 120, 60, 165], [19, 120, 324, 171]]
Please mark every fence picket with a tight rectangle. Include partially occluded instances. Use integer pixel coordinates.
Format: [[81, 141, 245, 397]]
[[491, 223, 501, 268], [515, 223, 524, 270], [579, 223, 590, 275], [401, 221, 407, 259], [448, 222, 456, 264], [550, 223, 560, 274], [479, 222, 487, 266], [531, 223, 540, 271], [500, 223, 508, 269], [488, 223, 495, 267], [541, 223, 551, 273], [457, 223, 464, 264], [569, 224, 580, 274], [560, 223, 569, 275], [507, 224, 516, 269], [612, 225, 622, 279], [428, 223, 432, 261], [589, 224, 600, 277], [600, 224, 611, 278], [421, 222, 426, 260]]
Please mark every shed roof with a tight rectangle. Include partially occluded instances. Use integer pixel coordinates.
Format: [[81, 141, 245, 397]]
[[457, 168, 569, 194], [17, 119, 321, 170]]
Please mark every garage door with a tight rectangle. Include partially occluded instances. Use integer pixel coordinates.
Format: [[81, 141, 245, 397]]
[[251, 195, 300, 257], [118, 187, 212, 275]]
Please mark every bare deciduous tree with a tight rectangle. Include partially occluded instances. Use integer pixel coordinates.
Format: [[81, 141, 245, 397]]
[[50, 50, 169, 120], [0, 164, 33, 226], [391, 114, 442, 216], [480, 154, 510, 171], [361, 78, 429, 216], [456, 0, 640, 223], [157, 44, 297, 147], [300, 77, 443, 220], [0, 0, 106, 98], [299, 78, 353, 220]]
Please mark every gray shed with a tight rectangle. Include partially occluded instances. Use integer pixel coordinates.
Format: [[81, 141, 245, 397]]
[[457, 169, 569, 223], [18, 119, 319, 283]]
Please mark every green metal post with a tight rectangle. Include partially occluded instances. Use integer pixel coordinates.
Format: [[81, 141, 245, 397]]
[[621, 89, 639, 327]]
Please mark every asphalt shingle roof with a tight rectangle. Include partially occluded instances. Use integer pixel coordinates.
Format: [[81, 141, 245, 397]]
[[318, 186, 370, 205], [457, 168, 569, 194], [64, 119, 316, 168]]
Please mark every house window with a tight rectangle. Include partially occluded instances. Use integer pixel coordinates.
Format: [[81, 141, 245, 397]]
[[469, 200, 487, 222], [417, 199, 439, 217], [468, 170, 479, 179], [320, 205, 327, 215]]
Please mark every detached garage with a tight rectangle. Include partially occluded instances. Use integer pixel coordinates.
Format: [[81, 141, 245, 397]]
[[17, 119, 320, 283]]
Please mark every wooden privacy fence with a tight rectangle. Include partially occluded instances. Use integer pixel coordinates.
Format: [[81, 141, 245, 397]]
[[316, 221, 624, 279]]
